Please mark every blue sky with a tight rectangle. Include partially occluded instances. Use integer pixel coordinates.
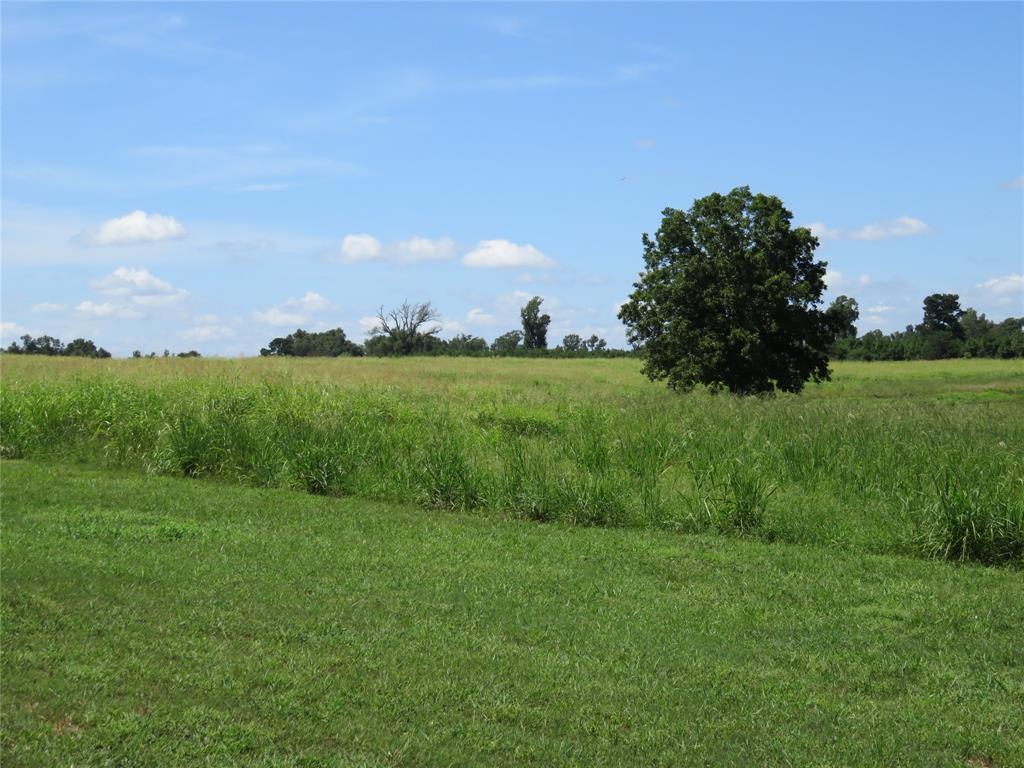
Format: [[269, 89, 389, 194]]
[[2, 1, 1021, 356]]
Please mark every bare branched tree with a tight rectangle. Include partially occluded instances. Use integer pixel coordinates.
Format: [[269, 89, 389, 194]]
[[372, 300, 442, 354]]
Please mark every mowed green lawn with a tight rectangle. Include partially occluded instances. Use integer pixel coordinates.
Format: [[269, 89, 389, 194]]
[[3, 461, 1022, 766]]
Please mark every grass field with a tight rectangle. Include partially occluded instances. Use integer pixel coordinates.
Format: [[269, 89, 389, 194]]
[[2, 357, 1022, 564], [2, 357, 1023, 763], [3, 461, 1023, 766]]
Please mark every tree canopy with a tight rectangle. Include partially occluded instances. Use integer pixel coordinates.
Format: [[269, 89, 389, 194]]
[[259, 328, 362, 357], [520, 296, 551, 350], [618, 187, 833, 395]]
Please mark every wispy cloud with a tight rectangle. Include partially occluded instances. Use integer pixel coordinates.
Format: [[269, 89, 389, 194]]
[[181, 324, 236, 343], [253, 292, 335, 327], [31, 302, 67, 313], [2, 8, 236, 61], [75, 300, 144, 319], [475, 15, 527, 37], [977, 274, 1023, 297], [807, 217, 930, 242]]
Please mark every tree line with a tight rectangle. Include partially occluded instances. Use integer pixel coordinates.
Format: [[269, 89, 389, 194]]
[[260, 297, 630, 358], [4, 334, 112, 358], [826, 293, 1023, 361]]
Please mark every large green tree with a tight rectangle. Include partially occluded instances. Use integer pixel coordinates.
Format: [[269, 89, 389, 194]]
[[618, 187, 833, 395]]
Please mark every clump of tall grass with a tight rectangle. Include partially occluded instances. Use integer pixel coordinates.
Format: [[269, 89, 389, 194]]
[[686, 457, 776, 535], [915, 470, 1024, 566], [2, 363, 1021, 565]]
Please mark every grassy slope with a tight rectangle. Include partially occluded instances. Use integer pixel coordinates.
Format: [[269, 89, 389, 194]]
[[3, 461, 1022, 766]]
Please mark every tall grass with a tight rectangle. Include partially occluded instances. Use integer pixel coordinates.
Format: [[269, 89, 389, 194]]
[[1, 358, 1022, 564]]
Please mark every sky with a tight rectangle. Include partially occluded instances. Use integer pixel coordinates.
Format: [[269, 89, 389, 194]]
[[2, 1, 1022, 357]]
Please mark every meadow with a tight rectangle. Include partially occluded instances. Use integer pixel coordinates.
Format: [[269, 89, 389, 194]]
[[2, 356, 1022, 564], [3, 357, 1024, 765]]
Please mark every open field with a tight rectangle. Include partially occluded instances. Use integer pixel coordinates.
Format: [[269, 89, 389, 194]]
[[3, 461, 1023, 766], [2, 357, 1022, 563]]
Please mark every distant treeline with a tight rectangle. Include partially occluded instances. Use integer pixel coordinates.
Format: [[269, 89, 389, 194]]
[[4, 334, 112, 358], [826, 293, 1023, 361], [260, 298, 633, 358], [260, 328, 632, 358]]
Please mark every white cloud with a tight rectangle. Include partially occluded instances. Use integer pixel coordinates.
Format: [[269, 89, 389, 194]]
[[75, 300, 144, 319], [31, 302, 66, 313], [91, 266, 188, 305], [1003, 176, 1024, 190], [977, 274, 1024, 296], [253, 292, 336, 327], [467, 308, 496, 324], [807, 222, 842, 241], [90, 210, 186, 245], [824, 270, 845, 289], [181, 325, 235, 342], [286, 292, 334, 313], [358, 316, 380, 335], [462, 239, 555, 269], [634, 138, 657, 149], [808, 217, 930, 242], [339, 233, 383, 263], [866, 304, 895, 313], [858, 274, 872, 286], [848, 217, 930, 241], [394, 237, 455, 263]]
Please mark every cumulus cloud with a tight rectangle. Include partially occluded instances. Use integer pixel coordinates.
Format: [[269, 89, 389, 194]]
[[91, 266, 189, 306], [338, 234, 455, 264], [339, 233, 383, 263], [807, 217, 929, 242], [90, 210, 186, 245], [75, 300, 144, 319], [462, 239, 555, 269], [286, 291, 334, 313]]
